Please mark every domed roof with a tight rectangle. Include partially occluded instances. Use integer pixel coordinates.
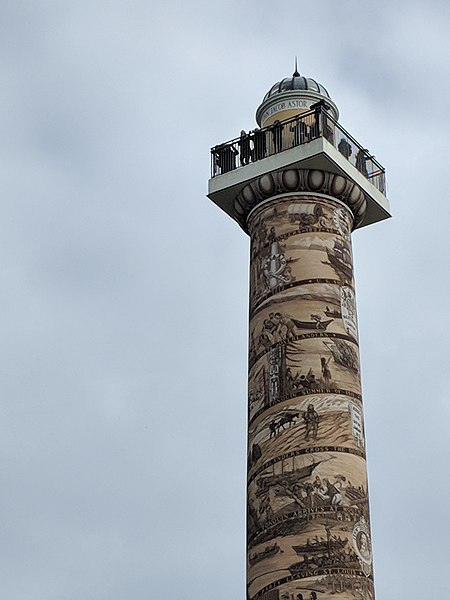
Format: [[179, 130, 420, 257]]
[[262, 68, 331, 102]]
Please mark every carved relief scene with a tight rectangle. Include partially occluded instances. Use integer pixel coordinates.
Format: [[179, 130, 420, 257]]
[[248, 197, 355, 311], [248, 516, 374, 600], [248, 337, 361, 423], [251, 571, 375, 600], [246, 190, 373, 600], [247, 394, 365, 476], [248, 451, 370, 544], [249, 282, 358, 363]]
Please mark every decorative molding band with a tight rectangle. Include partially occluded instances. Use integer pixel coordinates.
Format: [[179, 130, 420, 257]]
[[233, 168, 367, 230]]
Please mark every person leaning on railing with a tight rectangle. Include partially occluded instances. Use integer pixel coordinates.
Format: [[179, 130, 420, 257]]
[[269, 119, 284, 153], [355, 148, 369, 178], [290, 116, 307, 146], [238, 130, 252, 166], [338, 137, 352, 160], [310, 100, 334, 143], [213, 143, 238, 174], [253, 127, 267, 161]]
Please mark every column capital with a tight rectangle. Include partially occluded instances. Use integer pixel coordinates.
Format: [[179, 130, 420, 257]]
[[233, 168, 367, 232]]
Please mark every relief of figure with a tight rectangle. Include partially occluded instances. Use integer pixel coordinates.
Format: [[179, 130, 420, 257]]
[[248, 443, 263, 469], [258, 494, 274, 522], [321, 356, 332, 387], [260, 313, 279, 347], [275, 312, 297, 341], [303, 404, 320, 440], [258, 311, 333, 353], [285, 367, 296, 394], [297, 370, 319, 391], [268, 226, 277, 244], [356, 531, 371, 562], [352, 517, 373, 576], [311, 475, 346, 507]]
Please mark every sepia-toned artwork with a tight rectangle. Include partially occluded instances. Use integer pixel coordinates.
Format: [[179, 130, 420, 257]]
[[246, 196, 374, 600], [249, 198, 356, 313]]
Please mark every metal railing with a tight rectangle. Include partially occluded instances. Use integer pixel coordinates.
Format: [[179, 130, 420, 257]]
[[210, 106, 386, 195]]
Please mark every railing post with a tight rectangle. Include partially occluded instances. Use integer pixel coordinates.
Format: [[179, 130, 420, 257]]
[[318, 105, 324, 138]]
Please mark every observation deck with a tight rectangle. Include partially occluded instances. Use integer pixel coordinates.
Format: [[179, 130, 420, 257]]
[[208, 105, 390, 230]]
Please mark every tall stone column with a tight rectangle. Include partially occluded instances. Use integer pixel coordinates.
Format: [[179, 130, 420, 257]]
[[245, 169, 375, 600]]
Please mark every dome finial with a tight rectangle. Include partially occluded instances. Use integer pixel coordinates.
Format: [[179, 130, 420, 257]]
[[293, 56, 300, 77]]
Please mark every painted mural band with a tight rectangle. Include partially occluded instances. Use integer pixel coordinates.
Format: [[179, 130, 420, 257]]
[[248, 335, 362, 425], [248, 195, 356, 313], [246, 195, 374, 599], [248, 393, 367, 482]]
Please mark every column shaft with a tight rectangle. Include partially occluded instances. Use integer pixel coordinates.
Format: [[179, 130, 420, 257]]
[[246, 193, 374, 600]]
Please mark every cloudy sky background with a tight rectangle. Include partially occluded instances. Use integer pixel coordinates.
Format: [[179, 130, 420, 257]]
[[0, 1, 449, 599]]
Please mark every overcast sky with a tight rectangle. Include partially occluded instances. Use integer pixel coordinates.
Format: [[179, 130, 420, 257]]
[[0, 1, 449, 599]]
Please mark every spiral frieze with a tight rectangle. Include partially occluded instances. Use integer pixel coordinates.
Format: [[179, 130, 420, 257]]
[[246, 194, 375, 600]]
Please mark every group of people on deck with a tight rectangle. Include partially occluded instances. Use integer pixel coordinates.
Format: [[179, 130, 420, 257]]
[[212, 104, 371, 181]]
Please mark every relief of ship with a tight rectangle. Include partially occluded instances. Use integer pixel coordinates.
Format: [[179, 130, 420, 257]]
[[289, 526, 359, 575], [323, 339, 359, 374], [293, 536, 348, 557], [257, 460, 323, 493], [291, 317, 333, 331], [324, 306, 342, 319], [324, 239, 353, 281], [249, 542, 282, 566]]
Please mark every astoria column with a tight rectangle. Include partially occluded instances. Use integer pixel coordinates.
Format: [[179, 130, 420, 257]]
[[208, 69, 390, 600]]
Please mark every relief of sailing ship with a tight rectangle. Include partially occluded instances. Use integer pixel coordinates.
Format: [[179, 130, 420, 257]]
[[324, 239, 353, 281], [256, 459, 323, 493], [323, 339, 359, 374]]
